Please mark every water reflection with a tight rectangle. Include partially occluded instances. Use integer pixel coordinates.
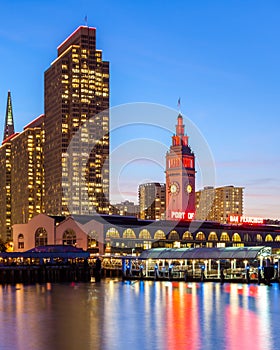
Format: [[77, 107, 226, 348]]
[[0, 281, 279, 350]]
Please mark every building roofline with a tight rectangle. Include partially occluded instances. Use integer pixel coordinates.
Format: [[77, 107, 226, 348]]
[[23, 114, 44, 130], [57, 26, 96, 52]]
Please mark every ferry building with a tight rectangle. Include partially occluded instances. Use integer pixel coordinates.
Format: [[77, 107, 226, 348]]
[[12, 112, 280, 255]]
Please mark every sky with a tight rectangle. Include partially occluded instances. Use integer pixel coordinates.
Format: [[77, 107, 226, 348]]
[[0, 0, 279, 218]]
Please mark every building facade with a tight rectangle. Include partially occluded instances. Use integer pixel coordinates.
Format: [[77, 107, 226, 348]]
[[12, 213, 280, 254], [196, 185, 244, 223], [44, 26, 110, 216], [10, 115, 45, 226], [0, 113, 45, 242], [0, 137, 15, 241], [166, 113, 195, 220], [112, 200, 139, 217], [0, 92, 17, 241], [138, 183, 166, 220]]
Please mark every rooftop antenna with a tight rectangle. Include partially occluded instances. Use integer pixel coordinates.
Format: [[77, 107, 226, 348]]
[[84, 15, 88, 26]]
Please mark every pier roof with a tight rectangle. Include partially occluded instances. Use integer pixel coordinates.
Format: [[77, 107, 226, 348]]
[[139, 246, 271, 260]]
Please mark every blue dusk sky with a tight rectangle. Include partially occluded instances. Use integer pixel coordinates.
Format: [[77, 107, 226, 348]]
[[0, 0, 279, 218]]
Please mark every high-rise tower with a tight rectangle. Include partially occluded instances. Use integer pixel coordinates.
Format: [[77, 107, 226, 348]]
[[0, 91, 16, 241], [44, 26, 110, 216], [138, 182, 166, 220], [166, 113, 195, 220], [3, 91, 15, 142], [11, 115, 45, 225]]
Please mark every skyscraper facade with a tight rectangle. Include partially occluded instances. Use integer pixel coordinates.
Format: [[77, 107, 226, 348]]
[[11, 115, 45, 226], [138, 182, 166, 220], [0, 92, 16, 241], [44, 26, 110, 216], [195, 185, 244, 223], [165, 114, 195, 220], [0, 136, 15, 241]]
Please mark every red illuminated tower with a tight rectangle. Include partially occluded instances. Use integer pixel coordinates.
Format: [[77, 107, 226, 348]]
[[166, 113, 195, 220]]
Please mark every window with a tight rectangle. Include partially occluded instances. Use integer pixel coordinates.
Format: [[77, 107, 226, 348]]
[[154, 230, 166, 240], [265, 234, 273, 242], [35, 227, 48, 247], [220, 232, 230, 241], [208, 232, 218, 241], [88, 230, 98, 248], [169, 230, 180, 240], [18, 233, 24, 249], [63, 229, 76, 246], [123, 229, 136, 239], [196, 232, 206, 241], [182, 231, 193, 240], [232, 233, 241, 242], [106, 227, 120, 238], [139, 229, 151, 239]]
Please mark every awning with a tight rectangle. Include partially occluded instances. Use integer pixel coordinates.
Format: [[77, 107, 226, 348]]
[[139, 246, 271, 260]]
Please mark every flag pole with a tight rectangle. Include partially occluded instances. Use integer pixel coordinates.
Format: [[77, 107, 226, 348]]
[[177, 97, 181, 114]]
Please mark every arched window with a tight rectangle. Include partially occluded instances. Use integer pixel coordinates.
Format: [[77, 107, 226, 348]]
[[88, 230, 98, 248], [232, 233, 241, 242], [275, 235, 280, 242], [35, 227, 48, 247], [154, 230, 166, 240], [208, 232, 218, 241], [265, 234, 273, 242], [18, 234, 24, 249], [182, 231, 193, 240], [256, 234, 263, 242], [139, 229, 151, 239], [196, 232, 206, 241], [123, 228, 136, 239], [169, 230, 180, 240], [63, 229, 76, 246], [220, 232, 230, 241], [106, 227, 120, 238]]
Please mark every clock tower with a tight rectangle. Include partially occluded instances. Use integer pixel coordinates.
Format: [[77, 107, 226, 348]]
[[166, 113, 195, 220]]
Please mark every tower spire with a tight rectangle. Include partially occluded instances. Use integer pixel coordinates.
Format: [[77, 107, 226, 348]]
[[173, 98, 189, 147], [3, 91, 15, 141]]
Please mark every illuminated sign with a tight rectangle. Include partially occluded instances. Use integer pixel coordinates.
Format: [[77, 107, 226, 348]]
[[171, 211, 195, 220], [228, 215, 264, 225]]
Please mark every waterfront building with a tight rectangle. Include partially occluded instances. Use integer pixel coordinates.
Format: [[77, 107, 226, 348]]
[[13, 212, 280, 255], [166, 113, 195, 220], [138, 183, 166, 220], [196, 185, 244, 223], [11, 115, 45, 226], [44, 26, 110, 216]]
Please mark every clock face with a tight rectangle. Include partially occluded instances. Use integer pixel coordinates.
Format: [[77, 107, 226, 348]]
[[170, 182, 179, 195], [185, 184, 192, 193]]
